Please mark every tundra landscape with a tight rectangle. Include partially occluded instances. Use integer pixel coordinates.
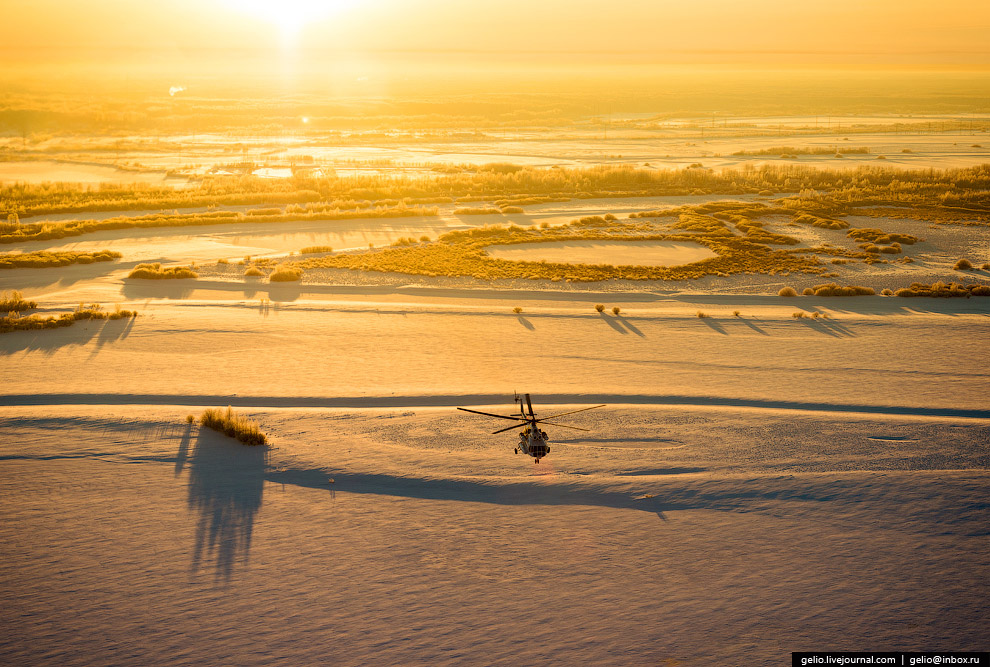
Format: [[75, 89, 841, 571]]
[[1, 1, 989, 665]]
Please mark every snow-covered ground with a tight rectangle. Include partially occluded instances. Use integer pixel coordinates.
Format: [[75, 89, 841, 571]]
[[1, 404, 987, 665], [1, 291, 988, 664], [1, 291, 989, 410], [1, 189, 988, 664]]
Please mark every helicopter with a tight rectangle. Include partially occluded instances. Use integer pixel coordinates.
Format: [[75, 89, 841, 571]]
[[457, 393, 605, 463]]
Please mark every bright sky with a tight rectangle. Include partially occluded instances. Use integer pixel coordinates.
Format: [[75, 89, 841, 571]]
[[3, 0, 989, 65]]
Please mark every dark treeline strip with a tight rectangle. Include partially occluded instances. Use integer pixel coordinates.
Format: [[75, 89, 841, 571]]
[[5, 164, 990, 220], [3, 165, 990, 245], [732, 146, 871, 156]]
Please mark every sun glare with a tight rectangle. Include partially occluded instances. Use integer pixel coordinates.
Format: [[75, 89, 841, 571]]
[[221, 0, 355, 40]]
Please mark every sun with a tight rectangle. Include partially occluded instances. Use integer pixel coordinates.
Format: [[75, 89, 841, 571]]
[[222, 0, 355, 40]]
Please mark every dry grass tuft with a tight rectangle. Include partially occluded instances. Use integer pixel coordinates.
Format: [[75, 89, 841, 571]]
[[848, 228, 919, 245], [513, 306, 523, 314], [1, 290, 37, 313], [200, 407, 267, 446], [895, 282, 990, 297], [793, 213, 848, 230], [696, 311, 709, 318], [807, 283, 875, 297], [185, 414, 195, 424], [300, 246, 333, 254], [269, 265, 302, 282], [1, 302, 137, 334], [778, 287, 798, 297], [127, 263, 197, 280], [612, 306, 621, 315], [954, 258, 973, 270], [0, 249, 121, 269], [595, 304, 605, 313], [244, 266, 265, 277], [454, 207, 502, 215]]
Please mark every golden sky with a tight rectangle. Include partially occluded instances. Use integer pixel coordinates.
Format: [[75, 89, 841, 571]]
[[3, 0, 989, 65]]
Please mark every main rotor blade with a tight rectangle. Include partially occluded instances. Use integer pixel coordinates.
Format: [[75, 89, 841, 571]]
[[537, 405, 606, 421], [525, 394, 535, 418], [457, 407, 527, 422], [492, 422, 530, 435], [539, 421, 591, 432]]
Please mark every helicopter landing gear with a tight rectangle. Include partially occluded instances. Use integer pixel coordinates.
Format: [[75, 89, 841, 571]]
[[514, 448, 518, 454], [534, 458, 541, 464]]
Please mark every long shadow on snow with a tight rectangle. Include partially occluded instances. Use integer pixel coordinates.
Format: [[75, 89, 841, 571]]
[[120, 279, 196, 300], [185, 429, 267, 581], [267, 466, 681, 519], [599, 312, 626, 334], [267, 466, 990, 535], [615, 314, 645, 337], [0, 318, 108, 355], [89, 317, 136, 356], [698, 317, 728, 335], [9, 393, 990, 419], [0, 261, 125, 291], [667, 294, 990, 316]]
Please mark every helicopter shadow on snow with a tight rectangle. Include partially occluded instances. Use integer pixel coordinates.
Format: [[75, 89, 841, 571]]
[[614, 467, 708, 476], [551, 436, 683, 446], [263, 465, 693, 521]]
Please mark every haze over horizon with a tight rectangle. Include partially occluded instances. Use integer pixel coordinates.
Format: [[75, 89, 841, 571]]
[[4, 0, 989, 68]]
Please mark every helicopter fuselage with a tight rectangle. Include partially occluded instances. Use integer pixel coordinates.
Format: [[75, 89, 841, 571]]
[[517, 423, 550, 462]]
